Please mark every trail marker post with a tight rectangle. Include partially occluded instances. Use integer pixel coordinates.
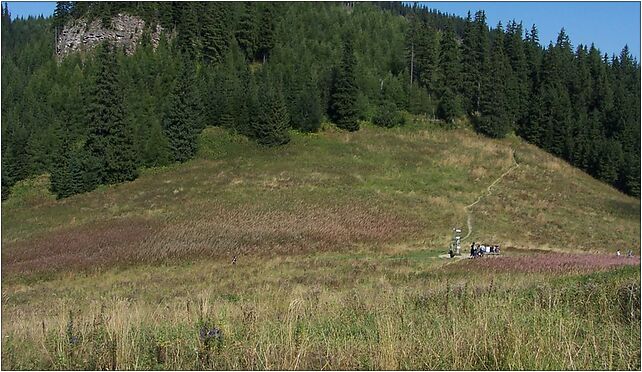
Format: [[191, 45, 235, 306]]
[[451, 228, 462, 256]]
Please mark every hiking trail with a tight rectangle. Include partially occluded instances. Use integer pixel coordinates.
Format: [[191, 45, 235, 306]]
[[461, 149, 519, 243]]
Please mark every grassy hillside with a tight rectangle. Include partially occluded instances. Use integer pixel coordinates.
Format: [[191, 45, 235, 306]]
[[2, 118, 639, 277], [2, 119, 640, 369]]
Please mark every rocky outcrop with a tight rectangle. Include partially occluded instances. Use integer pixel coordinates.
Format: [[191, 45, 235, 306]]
[[56, 14, 164, 59]]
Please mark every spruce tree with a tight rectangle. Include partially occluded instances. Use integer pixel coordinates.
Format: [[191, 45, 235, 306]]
[[405, 13, 421, 87], [245, 71, 260, 139], [594, 138, 623, 184], [174, 2, 198, 60], [476, 22, 511, 138], [437, 26, 462, 122], [293, 80, 323, 133], [254, 71, 290, 146], [525, 24, 542, 87], [1, 142, 16, 201], [461, 10, 489, 113], [235, 67, 255, 137], [49, 126, 72, 198], [84, 43, 138, 187], [163, 61, 200, 163], [330, 39, 359, 132], [236, 2, 258, 61], [504, 20, 528, 125], [201, 2, 230, 65], [53, 2, 72, 40], [415, 20, 439, 93], [142, 120, 171, 168], [256, 4, 275, 63], [50, 136, 87, 199]]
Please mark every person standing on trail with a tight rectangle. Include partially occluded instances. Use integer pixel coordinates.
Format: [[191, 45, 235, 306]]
[[616, 249, 621, 257], [470, 242, 475, 257], [627, 250, 633, 258]]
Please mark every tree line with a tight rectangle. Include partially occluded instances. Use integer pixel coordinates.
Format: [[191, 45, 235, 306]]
[[400, 5, 640, 196], [1, 2, 639, 200]]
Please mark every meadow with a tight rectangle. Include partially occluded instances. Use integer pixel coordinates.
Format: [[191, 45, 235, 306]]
[[2, 119, 640, 369]]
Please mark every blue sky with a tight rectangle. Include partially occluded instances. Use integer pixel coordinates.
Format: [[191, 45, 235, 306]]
[[421, 2, 640, 59], [2, 1, 640, 59], [4, 1, 55, 20]]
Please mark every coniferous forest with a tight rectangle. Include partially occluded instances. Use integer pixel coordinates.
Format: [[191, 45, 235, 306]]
[[1, 2, 640, 200]]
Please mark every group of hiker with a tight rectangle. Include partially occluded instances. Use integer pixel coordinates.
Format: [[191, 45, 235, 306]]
[[616, 249, 634, 258], [469, 242, 500, 258]]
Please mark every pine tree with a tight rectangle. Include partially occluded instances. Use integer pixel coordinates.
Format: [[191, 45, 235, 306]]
[[142, 120, 171, 168], [236, 2, 258, 61], [50, 134, 87, 199], [201, 2, 230, 65], [476, 22, 511, 138], [1, 141, 17, 201], [415, 20, 439, 93], [1, 3, 10, 26], [330, 39, 359, 132], [254, 71, 290, 146], [570, 45, 592, 115], [256, 4, 275, 63], [84, 43, 138, 187], [504, 20, 528, 125], [594, 138, 623, 184], [235, 67, 255, 137], [293, 80, 323, 133], [245, 71, 260, 139], [525, 24, 542, 89], [405, 13, 421, 87], [174, 2, 198, 60], [163, 61, 200, 162], [461, 10, 489, 113], [437, 26, 462, 122], [53, 2, 72, 42]]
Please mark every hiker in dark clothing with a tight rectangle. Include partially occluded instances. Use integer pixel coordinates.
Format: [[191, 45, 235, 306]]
[[470, 242, 476, 257]]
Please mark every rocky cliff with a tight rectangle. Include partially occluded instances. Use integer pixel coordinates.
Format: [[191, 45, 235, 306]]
[[56, 14, 165, 59]]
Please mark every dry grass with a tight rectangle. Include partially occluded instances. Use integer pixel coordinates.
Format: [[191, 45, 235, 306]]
[[1, 253, 639, 370], [1, 122, 640, 370]]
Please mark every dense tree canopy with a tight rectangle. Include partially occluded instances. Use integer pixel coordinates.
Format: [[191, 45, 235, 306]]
[[1, 2, 639, 199]]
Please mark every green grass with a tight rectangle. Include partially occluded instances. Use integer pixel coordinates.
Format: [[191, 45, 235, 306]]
[[2, 120, 640, 369]]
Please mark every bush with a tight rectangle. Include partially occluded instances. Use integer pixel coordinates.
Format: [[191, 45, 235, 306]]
[[373, 102, 405, 128]]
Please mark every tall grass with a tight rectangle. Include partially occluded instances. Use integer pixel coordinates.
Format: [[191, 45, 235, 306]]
[[2, 256, 639, 370], [2, 123, 640, 369]]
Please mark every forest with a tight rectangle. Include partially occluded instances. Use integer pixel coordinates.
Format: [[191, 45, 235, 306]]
[[1, 1, 640, 200]]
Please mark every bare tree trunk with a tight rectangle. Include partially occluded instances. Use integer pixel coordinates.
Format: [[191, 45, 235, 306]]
[[410, 43, 414, 87]]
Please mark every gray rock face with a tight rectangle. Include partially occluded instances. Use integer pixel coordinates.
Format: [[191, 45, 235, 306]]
[[56, 14, 165, 59]]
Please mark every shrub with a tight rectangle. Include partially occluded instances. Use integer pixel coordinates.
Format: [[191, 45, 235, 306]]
[[373, 101, 405, 128]]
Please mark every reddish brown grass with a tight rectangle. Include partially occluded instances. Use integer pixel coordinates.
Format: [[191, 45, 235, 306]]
[[455, 253, 640, 274], [2, 202, 417, 278], [1, 218, 159, 276], [134, 202, 416, 260]]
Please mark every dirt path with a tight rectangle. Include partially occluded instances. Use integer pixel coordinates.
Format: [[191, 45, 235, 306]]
[[461, 149, 519, 243]]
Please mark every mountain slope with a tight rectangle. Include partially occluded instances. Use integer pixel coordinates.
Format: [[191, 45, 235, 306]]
[[2, 120, 639, 278]]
